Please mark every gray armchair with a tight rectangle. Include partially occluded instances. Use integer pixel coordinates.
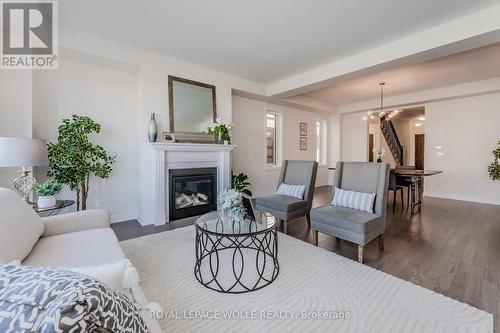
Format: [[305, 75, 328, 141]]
[[256, 160, 318, 234], [310, 161, 389, 263]]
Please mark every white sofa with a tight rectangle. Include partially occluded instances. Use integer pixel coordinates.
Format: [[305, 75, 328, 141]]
[[0, 188, 161, 333]]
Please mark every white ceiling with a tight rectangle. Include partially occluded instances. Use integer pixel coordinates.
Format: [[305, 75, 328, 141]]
[[60, 0, 500, 84], [303, 43, 500, 105]]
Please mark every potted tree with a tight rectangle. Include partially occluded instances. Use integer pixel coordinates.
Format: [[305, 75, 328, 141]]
[[34, 180, 62, 208], [47, 115, 116, 211], [489, 140, 500, 181]]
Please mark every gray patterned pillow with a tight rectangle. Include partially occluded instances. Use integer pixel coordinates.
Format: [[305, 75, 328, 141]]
[[0, 264, 150, 333]]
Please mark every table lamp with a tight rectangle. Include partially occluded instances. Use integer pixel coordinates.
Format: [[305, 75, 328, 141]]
[[0, 137, 48, 202]]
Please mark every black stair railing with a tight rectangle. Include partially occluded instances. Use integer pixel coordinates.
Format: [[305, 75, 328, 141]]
[[380, 117, 404, 165]]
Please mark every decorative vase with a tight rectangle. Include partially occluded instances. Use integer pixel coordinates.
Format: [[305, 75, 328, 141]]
[[38, 195, 56, 208], [148, 113, 157, 142], [217, 132, 223, 144]]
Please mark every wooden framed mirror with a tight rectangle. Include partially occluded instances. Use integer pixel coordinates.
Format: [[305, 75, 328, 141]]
[[168, 75, 217, 133]]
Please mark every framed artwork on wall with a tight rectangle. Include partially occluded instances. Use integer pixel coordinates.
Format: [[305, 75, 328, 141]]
[[300, 136, 307, 150], [300, 122, 307, 136]]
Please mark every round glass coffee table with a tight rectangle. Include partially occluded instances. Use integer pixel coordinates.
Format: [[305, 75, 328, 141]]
[[194, 211, 279, 294]]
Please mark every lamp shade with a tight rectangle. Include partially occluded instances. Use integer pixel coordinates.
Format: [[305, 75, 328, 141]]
[[0, 137, 48, 167]]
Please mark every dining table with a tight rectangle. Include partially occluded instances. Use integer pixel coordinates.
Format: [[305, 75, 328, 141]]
[[394, 169, 443, 214]]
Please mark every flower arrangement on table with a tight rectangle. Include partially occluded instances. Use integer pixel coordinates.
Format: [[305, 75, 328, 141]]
[[372, 147, 386, 162], [205, 119, 233, 144], [218, 188, 246, 217]]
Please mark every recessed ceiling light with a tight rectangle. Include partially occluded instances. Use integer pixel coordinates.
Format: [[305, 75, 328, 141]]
[[418, 116, 425, 121], [415, 123, 423, 127]]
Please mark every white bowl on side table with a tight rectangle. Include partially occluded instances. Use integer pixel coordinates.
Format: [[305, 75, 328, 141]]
[[37, 195, 57, 209]]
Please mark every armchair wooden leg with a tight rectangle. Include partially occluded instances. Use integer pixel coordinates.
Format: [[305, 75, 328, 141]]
[[400, 189, 404, 211], [305, 213, 311, 228], [393, 190, 396, 213], [378, 234, 384, 251], [406, 188, 410, 210], [283, 220, 288, 234], [313, 230, 318, 246], [358, 246, 364, 263], [335, 237, 341, 248]]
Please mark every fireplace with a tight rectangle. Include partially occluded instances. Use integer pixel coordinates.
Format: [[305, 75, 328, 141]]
[[169, 167, 217, 221]]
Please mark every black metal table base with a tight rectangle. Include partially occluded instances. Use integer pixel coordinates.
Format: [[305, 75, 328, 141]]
[[194, 226, 279, 294], [409, 176, 424, 214]]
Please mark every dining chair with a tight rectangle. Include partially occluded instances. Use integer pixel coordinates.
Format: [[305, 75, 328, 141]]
[[395, 165, 414, 209], [388, 169, 404, 213]]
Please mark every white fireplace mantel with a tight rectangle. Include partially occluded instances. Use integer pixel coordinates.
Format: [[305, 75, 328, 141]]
[[150, 142, 236, 225]]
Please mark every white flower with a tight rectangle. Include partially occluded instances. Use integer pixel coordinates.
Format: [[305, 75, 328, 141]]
[[372, 147, 385, 158], [218, 188, 245, 216]]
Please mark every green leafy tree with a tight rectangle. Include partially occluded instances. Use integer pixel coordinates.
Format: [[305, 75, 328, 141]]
[[231, 172, 252, 196], [47, 115, 116, 211], [489, 140, 500, 181]]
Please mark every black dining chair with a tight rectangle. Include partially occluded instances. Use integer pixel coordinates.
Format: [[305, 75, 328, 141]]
[[388, 169, 404, 213], [395, 166, 414, 210]]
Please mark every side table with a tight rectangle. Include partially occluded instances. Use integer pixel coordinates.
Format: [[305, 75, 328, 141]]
[[33, 200, 75, 216]]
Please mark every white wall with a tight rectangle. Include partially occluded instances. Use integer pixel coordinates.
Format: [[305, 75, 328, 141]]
[[32, 57, 140, 222], [0, 71, 33, 191], [424, 93, 500, 205], [339, 112, 368, 162], [232, 96, 328, 197], [327, 114, 341, 166]]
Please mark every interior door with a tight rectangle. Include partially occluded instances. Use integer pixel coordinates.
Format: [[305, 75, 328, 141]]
[[415, 134, 425, 170]]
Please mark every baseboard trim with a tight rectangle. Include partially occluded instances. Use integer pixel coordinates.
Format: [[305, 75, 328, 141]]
[[111, 212, 138, 224], [424, 192, 500, 206], [137, 215, 165, 226]]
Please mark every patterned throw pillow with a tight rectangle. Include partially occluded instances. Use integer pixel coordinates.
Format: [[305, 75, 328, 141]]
[[277, 183, 306, 200], [331, 187, 376, 213], [0, 264, 150, 333]]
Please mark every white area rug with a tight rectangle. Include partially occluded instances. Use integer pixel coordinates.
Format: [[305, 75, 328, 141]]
[[121, 227, 493, 332]]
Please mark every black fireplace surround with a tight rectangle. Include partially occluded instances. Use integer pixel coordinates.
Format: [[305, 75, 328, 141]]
[[169, 168, 217, 221]]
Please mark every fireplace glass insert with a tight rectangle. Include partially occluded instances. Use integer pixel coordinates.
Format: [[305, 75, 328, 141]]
[[169, 168, 217, 221]]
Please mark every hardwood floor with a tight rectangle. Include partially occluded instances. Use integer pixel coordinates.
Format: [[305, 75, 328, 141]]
[[111, 186, 500, 327]]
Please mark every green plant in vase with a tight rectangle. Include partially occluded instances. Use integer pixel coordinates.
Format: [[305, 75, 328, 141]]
[[489, 140, 500, 181], [231, 172, 252, 196], [47, 115, 116, 211], [34, 179, 62, 208], [205, 119, 232, 144]]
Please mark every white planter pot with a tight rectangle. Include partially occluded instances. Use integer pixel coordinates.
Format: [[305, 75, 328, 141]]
[[38, 195, 56, 208]]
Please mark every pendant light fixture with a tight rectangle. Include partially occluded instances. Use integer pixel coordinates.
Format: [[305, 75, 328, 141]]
[[378, 82, 386, 118]]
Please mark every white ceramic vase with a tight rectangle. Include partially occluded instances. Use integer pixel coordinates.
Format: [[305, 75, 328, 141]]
[[148, 113, 157, 142], [38, 195, 56, 208]]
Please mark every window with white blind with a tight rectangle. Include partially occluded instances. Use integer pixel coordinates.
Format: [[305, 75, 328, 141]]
[[316, 119, 327, 165], [266, 111, 282, 167]]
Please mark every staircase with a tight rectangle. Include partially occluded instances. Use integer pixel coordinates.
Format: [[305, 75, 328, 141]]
[[380, 117, 403, 165]]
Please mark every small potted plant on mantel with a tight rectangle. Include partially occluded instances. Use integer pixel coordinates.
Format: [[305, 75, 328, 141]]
[[35, 179, 62, 208], [205, 119, 232, 144]]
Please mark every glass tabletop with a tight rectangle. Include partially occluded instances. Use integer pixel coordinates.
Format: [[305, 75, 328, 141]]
[[195, 211, 277, 236], [33, 200, 75, 212]]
